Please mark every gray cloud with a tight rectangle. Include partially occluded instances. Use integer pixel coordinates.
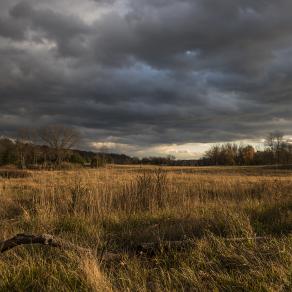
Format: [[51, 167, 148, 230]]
[[1, 0, 292, 156]]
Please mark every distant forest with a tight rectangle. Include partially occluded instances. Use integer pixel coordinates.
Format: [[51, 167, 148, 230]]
[[201, 132, 292, 166], [0, 125, 291, 168]]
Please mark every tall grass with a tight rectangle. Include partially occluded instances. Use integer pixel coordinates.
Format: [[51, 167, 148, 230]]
[[0, 166, 291, 291]]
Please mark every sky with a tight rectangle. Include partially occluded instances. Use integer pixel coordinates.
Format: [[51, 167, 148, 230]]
[[1, 0, 292, 159]]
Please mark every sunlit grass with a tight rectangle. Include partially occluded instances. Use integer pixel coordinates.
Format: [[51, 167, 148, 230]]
[[0, 165, 291, 291]]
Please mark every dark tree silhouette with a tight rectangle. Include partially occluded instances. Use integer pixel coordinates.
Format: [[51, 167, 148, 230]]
[[38, 125, 80, 165]]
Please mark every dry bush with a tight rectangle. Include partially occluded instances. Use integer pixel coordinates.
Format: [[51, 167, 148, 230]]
[[114, 168, 169, 213]]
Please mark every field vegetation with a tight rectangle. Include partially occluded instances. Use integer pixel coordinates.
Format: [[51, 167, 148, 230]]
[[0, 165, 291, 291]]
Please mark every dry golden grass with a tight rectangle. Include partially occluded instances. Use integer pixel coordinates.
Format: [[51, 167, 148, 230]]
[[0, 165, 291, 291]]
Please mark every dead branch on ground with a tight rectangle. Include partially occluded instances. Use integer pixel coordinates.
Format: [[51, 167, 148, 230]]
[[0, 234, 270, 260]]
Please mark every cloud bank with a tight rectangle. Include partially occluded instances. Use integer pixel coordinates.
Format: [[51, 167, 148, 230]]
[[1, 0, 292, 157]]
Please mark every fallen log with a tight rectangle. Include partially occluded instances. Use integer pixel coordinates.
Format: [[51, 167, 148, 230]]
[[0, 234, 269, 259], [136, 237, 269, 256], [0, 233, 91, 254], [0, 233, 122, 263]]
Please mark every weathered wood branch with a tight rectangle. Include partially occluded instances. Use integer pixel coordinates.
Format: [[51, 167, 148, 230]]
[[0, 234, 269, 260], [136, 237, 268, 256], [0, 233, 122, 263], [0, 233, 91, 254]]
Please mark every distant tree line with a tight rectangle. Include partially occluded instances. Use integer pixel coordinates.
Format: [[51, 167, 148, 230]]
[[0, 125, 140, 169], [141, 155, 176, 165], [0, 127, 291, 168], [0, 125, 81, 169], [200, 132, 292, 166]]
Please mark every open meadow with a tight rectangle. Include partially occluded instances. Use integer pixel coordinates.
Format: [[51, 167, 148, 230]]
[[0, 165, 292, 291]]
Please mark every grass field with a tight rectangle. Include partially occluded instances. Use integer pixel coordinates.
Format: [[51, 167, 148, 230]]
[[0, 165, 291, 291]]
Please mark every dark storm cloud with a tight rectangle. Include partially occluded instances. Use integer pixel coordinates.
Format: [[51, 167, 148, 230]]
[[1, 0, 292, 154], [92, 0, 117, 4]]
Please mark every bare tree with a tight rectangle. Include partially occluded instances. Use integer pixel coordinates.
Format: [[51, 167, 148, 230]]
[[265, 131, 284, 164], [38, 125, 80, 165], [205, 145, 220, 165], [16, 127, 35, 169]]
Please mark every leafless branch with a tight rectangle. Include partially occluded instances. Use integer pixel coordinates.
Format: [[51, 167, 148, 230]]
[[0, 233, 90, 254]]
